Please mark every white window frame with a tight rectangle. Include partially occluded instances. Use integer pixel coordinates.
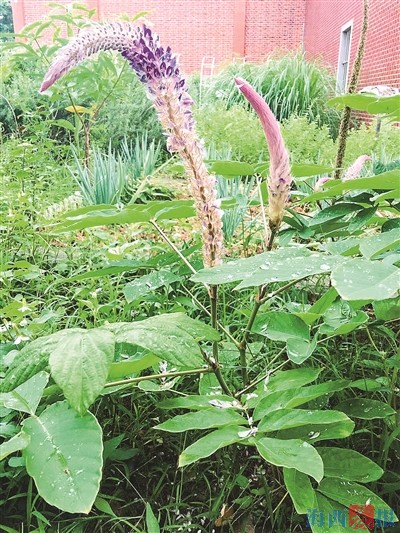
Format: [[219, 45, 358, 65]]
[[336, 20, 353, 93]]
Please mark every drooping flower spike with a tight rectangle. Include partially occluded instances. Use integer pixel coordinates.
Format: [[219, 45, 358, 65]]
[[41, 23, 223, 268], [342, 154, 372, 181], [235, 78, 292, 232]]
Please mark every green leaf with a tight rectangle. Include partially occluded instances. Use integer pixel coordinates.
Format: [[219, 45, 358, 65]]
[[0, 331, 71, 392], [327, 93, 400, 115], [49, 329, 115, 415], [308, 493, 356, 532], [263, 367, 322, 394], [108, 354, 160, 379], [255, 437, 323, 482], [316, 447, 383, 483], [254, 380, 351, 420], [359, 228, 400, 259], [317, 478, 398, 522], [236, 253, 345, 290], [331, 258, 400, 300], [158, 394, 239, 411], [208, 160, 255, 176], [283, 468, 315, 514], [49, 118, 75, 131], [319, 311, 369, 336], [123, 270, 180, 302], [0, 432, 30, 460], [309, 203, 363, 226], [373, 297, 400, 321], [287, 336, 317, 364], [191, 248, 311, 286], [154, 408, 246, 433], [258, 409, 350, 433], [0, 371, 49, 414], [309, 287, 338, 315], [291, 163, 334, 177], [277, 419, 355, 443], [178, 426, 245, 467], [107, 313, 219, 368], [50, 200, 196, 233], [303, 170, 400, 202], [335, 398, 395, 419], [253, 312, 309, 342], [146, 503, 160, 533], [22, 401, 103, 514], [94, 496, 116, 517]]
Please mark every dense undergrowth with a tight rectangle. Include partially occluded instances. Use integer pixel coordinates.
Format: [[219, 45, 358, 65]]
[[1, 4, 399, 533]]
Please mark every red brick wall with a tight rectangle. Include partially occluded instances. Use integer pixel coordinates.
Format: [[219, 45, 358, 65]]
[[11, 0, 305, 72], [304, 0, 400, 89], [11, 0, 400, 87], [244, 0, 305, 61]]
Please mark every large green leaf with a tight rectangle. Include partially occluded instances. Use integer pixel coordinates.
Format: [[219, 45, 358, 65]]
[[317, 478, 398, 522], [327, 93, 400, 116], [22, 401, 103, 514], [359, 228, 400, 259], [253, 312, 309, 342], [260, 367, 322, 394], [0, 432, 30, 461], [254, 380, 351, 420], [316, 447, 383, 482], [0, 331, 70, 392], [191, 248, 311, 286], [302, 170, 400, 202], [331, 258, 400, 300], [108, 354, 160, 379], [255, 437, 323, 482], [258, 409, 350, 433], [236, 253, 345, 290], [308, 493, 356, 532], [178, 426, 245, 467], [154, 408, 246, 433], [283, 468, 315, 514], [158, 394, 238, 411], [49, 329, 115, 415], [335, 398, 395, 419], [277, 419, 355, 443], [107, 313, 219, 368], [49, 200, 196, 233], [123, 270, 181, 303], [309, 203, 363, 227], [0, 371, 49, 415], [373, 297, 400, 321]]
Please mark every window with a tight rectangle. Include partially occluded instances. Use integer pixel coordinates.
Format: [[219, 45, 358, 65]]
[[337, 20, 353, 93]]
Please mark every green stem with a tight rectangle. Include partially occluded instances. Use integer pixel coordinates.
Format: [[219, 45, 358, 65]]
[[104, 367, 212, 389], [151, 220, 197, 275], [238, 285, 268, 386]]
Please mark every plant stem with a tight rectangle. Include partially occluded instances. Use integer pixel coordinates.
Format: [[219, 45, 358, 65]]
[[104, 367, 212, 389], [266, 224, 278, 251], [238, 285, 267, 386], [151, 220, 197, 275], [180, 284, 241, 348], [333, 0, 369, 180], [235, 354, 287, 398]]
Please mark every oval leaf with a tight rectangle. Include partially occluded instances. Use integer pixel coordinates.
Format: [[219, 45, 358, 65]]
[[155, 408, 246, 433], [335, 398, 395, 419], [22, 401, 103, 514], [255, 437, 323, 482], [316, 447, 383, 483], [49, 329, 115, 415]]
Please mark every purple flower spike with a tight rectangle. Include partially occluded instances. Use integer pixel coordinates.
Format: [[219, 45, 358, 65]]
[[235, 78, 292, 230], [343, 155, 372, 181], [40, 23, 223, 267]]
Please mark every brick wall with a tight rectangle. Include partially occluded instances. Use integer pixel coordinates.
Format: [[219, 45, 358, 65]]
[[11, 0, 304, 72], [304, 0, 400, 89], [244, 0, 305, 61], [11, 0, 400, 87]]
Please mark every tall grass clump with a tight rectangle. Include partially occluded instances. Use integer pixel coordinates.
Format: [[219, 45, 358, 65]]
[[198, 52, 340, 136]]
